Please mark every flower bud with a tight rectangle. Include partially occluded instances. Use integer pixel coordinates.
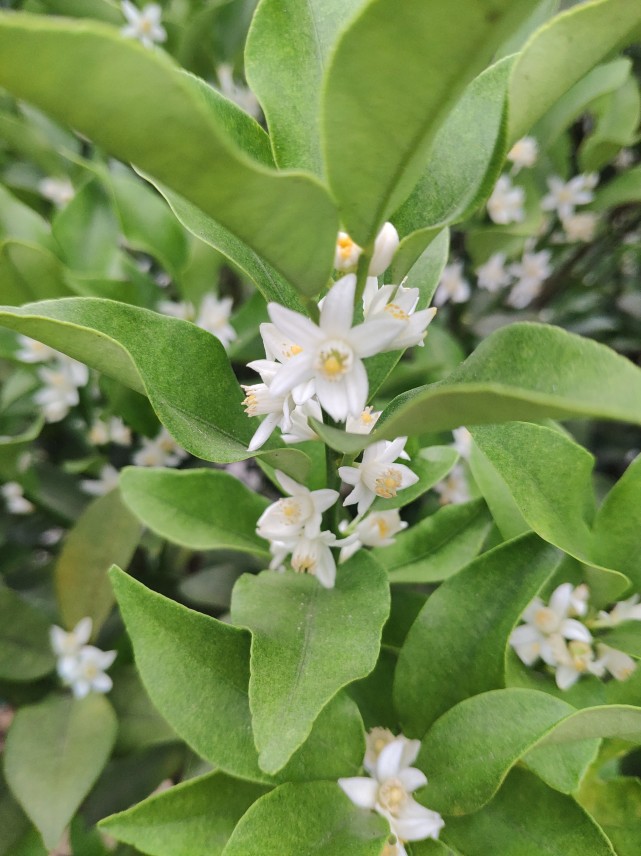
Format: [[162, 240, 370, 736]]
[[368, 222, 400, 276]]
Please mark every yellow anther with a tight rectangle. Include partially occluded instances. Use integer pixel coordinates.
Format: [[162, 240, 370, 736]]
[[375, 469, 402, 499], [384, 303, 409, 321]]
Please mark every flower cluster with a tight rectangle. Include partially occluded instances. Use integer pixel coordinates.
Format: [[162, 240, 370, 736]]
[[17, 335, 90, 423], [339, 728, 444, 852], [50, 617, 117, 699], [510, 583, 640, 690]]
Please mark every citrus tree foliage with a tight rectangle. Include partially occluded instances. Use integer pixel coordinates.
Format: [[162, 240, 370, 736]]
[[0, 1, 641, 855]]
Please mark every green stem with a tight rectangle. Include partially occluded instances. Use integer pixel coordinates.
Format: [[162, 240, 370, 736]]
[[353, 250, 372, 306]]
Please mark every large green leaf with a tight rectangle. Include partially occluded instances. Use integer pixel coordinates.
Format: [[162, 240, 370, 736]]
[[394, 535, 561, 736], [222, 781, 389, 856], [579, 74, 641, 172], [592, 165, 641, 211], [472, 423, 641, 593], [230, 551, 390, 774], [100, 772, 270, 856], [578, 772, 641, 855], [0, 241, 74, 305], [322, 0, 534, 243], [0, 13, 337, 295], [245, 0, 364, 173], [435, 768, 616, 856], [4, 694, 117, 849], [374, 499, 492, 584], [119, 467, 269, 557], [392, 56, 513, 275], [508, 0, 641, 143], [0, 298, 309, 479], [110, 567, 366, 785], [54, 488, 142, 636], [0, 585, 55, 681], [418, 688, 641, 815]]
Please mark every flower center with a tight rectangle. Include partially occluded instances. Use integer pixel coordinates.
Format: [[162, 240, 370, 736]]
[[83, 662, 100, 680], [533, 607, 558, 634], [292, 553, 316, 574], [569, 641, 592, 671], [338, 235, 357, 259], [375, 468, 402, 499], [277, 498, 303, 525], [315, 340, 353, 381], [378, 778, 408, 815], [384, 302, 409, 321]]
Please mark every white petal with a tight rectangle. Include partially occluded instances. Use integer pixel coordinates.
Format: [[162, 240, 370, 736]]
[[311, 489, 340, 514], [274, 470, 304, 497], [344, 360, 369, 418], [74, 617, 93, 645], [338, 777, 378, 809], [392, 802, 445, 842], [349, 317, 405, 358], [91, 673, 113, 694], [376, 738, 406, 781], [50, 625, 68, 656], [548, 583, 573, 618], [398, 766, 428, 793], [320, 275, 356, 335], [555, 664, 580, 690], [315, 375, 350, 422], [268, 303, 322, 348], [248, 412, 280, 451], [560, 618, 592, 643], [338, 465, 361, 486], [399, 738, 421, 769], [269, 354, 314, 398]]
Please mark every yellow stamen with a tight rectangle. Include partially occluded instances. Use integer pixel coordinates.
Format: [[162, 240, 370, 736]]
[[375, 469, 402, 499]]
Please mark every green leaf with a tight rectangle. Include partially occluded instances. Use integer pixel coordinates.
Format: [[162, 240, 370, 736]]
[[0, 585, 56, 681], [230, 551, 390, 774], [578, 773, 641, 855], [375, 499, 492, 584], [508, 0, 641, 143], [54, 488, 141, 636], [0, 13, 337, 295], [471, 422, 639, 593], [4, 693, 117, 849], [418, 688, 641, 815], [110, 567, 366, 785], [592, 164, 641, 211], [0, 241, 73, 305], [322, 0, 534, 243], [0, 298, 309, 479], [394, 534, 561, 737], [222, 781, 389, 856], [245, 0, 365, 173], [100, 772, 270, 856], [108, 665, 176, 754], [0, 184, 52, 247], [437, 768, 615, 856], [142, 178, 305, 311], [468, 439, 529, 540], [377, 323, 641, 441], [119, 467, 269, 557], [580, 74, 641, 172], [598, 623, 641, 660], [392, 56, 513, 273], [0, 770, 32, 856]]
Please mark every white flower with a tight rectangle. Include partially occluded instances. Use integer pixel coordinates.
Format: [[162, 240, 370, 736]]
[[132, 427, 187, 467], [507, 248, 552, 308], [507, 136, 539, 172], [216, 65, 261, 118], [452, 427, 472, 460], [270, 530, 340, 588], [38, 177, 75, 207], [475, 252, 512, 293], [364, 728, 399, 774], [34, 359, 89, 422], [88, 416, 131, 447], [339, 509, 407, 562], [363, 279, 436, 349], [433, 262, 471, 306], [280, 400, 323, 444], [542, 174, 597, 220], [339, 736, 444, 844], [58, 645, 117, 698], [339, 438, 418, 516], [15, 335, 58, 364], [50, 617, 93, 660], [256, 470, 338, 542], [196, 294, 236, 350], [81, 464, 120, 496], [595, 643, 637, 682], [121, 1, 167, 48], [158, 300, 195, 321], [487, 175, 526, 225], [1, 481, 34, 514], [346, 406, 382, 435], [433, 464, 470, 505], [266, 275, 402, 422], [614, 148, 635, 170], [552, 638, 603, 690], [510, 583, 592, 669], [597, 595, 641, 627], [561, 212, 598, 243], [334, 222, 400, 275]]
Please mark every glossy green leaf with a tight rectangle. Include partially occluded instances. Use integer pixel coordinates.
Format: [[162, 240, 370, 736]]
[[222, 781, 389, 856], [108, 665, 176, 754], [375, 499, 492, 584], [100, 772, 270, 856], [472, 422, 640, 593], [119, 467, 269, 557], [580, 74, 641, 172], [52, 179, 121, 276], [578, 772, 641, 855], [437, 768, 615, 856], [468, 439, 529, 540], [0, 184, 52, 247], [418, 688, 641, 815], [0, 241, 73, 305], [54, 488, 141, 636], [508, 0, 641, 143], [4, 693, 117, 849], [230, 551, 390, 774], [245, 0, 364, 173], [392, 57, 513, 275], [395, 535, 561, 736], [0, 585, 55, 681], [0, 298, 309, 479], [110, 567, 366, 785], [0, 13, 337, 295], [323, 0, 534, 243]]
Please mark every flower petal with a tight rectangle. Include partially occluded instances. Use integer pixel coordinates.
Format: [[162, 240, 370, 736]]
[[376, 738, 406, 781], [338, 777, 378, 809], [320, 274, 356, 335]]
